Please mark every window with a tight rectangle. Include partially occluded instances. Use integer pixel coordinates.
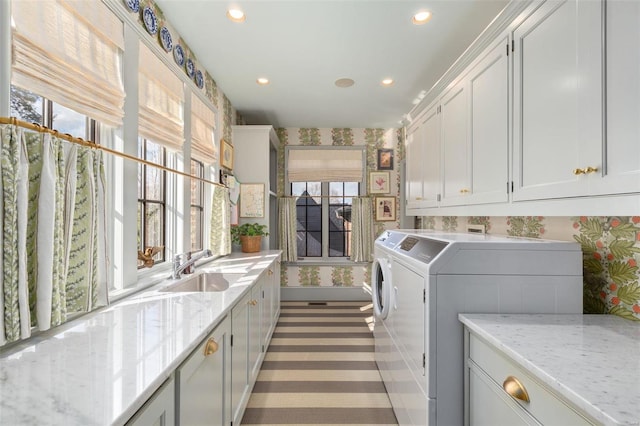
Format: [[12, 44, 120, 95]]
[[190, 159, 205, 251], [292, 181, 359, 259], [10, 85, 97, 142], [138, 139, 166, 266]]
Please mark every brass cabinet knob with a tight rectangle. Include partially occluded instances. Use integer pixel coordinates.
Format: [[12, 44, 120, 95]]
[[415, 197, 423, 200], [573, 168, 586, 175], [203, 338, 218, 356], [268, 269, 273, 276], [248, 299, 258, 306], [503, 375, 530, 403], [459, 188, 470, 194], [585, 166, 599, 174]]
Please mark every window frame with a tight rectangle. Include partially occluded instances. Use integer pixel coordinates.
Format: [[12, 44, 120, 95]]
[[285, 146, 365, 264], [137, 138, 167, 267], [190, 158, 205, 251]]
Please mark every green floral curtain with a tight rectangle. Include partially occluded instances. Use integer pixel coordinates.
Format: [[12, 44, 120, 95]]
[[210, 185, 231, 256], [278, 197, 298, 262], [350, 197, 374, 262], [1, 125, 107, 346]]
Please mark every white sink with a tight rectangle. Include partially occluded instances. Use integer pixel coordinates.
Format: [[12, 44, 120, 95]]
[[162, 272, 244, 292]]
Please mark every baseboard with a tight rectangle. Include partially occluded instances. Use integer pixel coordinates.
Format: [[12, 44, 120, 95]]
[[281, 286, 370, 301]]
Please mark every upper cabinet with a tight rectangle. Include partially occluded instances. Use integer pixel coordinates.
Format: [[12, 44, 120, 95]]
[[405, 0, 640, 216], [512, 0, 603, 201]]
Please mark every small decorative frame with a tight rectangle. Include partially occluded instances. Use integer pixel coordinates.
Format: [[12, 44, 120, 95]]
[[220, 139, 234, 170], [375, 196, 396, 222], [369, 171, 390, 194], [239, 183, 265, 218], [377, 148, 394, 170]]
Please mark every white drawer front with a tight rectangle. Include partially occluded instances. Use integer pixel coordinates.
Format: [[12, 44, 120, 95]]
[[469, 334, 595, 426]]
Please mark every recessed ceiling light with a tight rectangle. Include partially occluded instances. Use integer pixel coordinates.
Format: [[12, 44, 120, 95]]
[[256, 77, 269, 85], [412, 10, 432, 25], [381, 78, 394, 86], [335, 78, 355, 88], [227, 8, 245, 23]]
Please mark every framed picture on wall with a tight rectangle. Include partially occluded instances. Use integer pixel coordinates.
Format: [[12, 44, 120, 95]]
[[220, 139, 234, 170], [375, 196, 396, 221], [369, 171, 390, 194], [239, 183, 265, 218], [377, 148, 394, 170]]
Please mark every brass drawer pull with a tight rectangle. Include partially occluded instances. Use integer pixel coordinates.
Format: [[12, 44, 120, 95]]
[[573, 166, 599, 175], [503, 375, 530, 403], [203, 338, 218, 356]]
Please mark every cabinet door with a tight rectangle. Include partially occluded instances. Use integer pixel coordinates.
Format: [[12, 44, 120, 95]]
[[421, 104, 441, 208], [441, 79, 470, 206], [406, 122, 425, 209], [177, 318, 231, 426], [249, 283, 263, 382], [262, 271, 273, 349], [592, 0, 640, 195], [126, 377, 175, 426], [231, 293, 250, 425], [468, 37, 510, 205], [512, 0, 603, 201], [272, 259, 281, 325]]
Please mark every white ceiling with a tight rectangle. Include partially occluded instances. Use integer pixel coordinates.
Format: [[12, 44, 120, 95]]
[[153, 0, 509, 129]]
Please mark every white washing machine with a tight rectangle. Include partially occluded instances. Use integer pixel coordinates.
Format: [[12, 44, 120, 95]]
[[371, 230, 405, 388], [372, 230, 584, 426]]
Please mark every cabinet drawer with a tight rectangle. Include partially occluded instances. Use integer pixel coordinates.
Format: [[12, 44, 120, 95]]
[[469, 334, 594, 426]]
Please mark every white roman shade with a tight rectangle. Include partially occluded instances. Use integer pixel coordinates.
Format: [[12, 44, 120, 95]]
[[288, 148, 363, 182], [11, 0, 125, 127], [138, 41, 184, 152], [191, 94, 216, 163]]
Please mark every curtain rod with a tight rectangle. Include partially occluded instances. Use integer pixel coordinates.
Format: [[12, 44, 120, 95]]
[[0, 117, 225, 188]]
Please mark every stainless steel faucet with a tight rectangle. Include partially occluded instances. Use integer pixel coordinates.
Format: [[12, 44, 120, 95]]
[[172, 249, 213, 279]]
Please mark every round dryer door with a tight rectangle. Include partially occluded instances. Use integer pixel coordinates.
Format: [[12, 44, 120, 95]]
[[372, 258, 392, 319]]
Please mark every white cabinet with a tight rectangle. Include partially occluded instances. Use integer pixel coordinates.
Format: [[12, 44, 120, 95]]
[[467, 37, 509, 205], [261, 260, 280, 349], [126, 377, 175, 426], [176, 317, 231, 426], [232, 126, 280, 250], [231, 280, 266, 425], [406, 103, 440, 212], [440, 79, 469, 206], [465, 331, 595, 426], [592, 0, 640, 195], [512, 0, 603, 202]]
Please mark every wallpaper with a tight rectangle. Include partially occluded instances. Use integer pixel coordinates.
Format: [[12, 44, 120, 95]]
[[416, 215, 640, 321], [278, 127, 402, 290]]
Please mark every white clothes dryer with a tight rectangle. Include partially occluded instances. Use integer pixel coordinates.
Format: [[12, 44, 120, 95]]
[[373, 230, 584, 426]]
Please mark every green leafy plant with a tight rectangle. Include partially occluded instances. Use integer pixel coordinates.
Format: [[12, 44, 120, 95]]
[[230, 223, 269, 245]]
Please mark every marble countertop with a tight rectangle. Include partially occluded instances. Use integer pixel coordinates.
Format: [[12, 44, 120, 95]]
[[0, 251, 281, 426], [459, 314, 640, 426]]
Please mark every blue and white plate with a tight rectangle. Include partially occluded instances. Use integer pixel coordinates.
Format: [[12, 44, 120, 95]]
[[124, 0, 139, 13], [195, 70, 204, 89], [143, 7, 158, 35], [173, 44, 185, 67], [186, 58, 195, 79], [159, 27, 172, 52]]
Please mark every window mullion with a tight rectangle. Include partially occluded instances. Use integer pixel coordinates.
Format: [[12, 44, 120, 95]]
[[321, 182, 329, 259]]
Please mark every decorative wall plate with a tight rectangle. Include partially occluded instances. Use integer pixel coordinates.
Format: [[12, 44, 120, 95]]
[[186, 58, 195, 79], [124, 0, 139, 13], [143, 7, 158, 35], [195, 70, 204, 89], [173, 44, 185, 67], [159, 27, 172, 52]]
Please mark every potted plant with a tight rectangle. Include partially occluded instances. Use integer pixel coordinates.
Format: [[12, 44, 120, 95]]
[[230, 223, 269, 253]]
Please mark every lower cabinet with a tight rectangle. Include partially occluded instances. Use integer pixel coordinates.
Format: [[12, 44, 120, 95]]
[[465, 331, 595, 426], [176, 316, 231, 426], [126, 377, 175, 426]]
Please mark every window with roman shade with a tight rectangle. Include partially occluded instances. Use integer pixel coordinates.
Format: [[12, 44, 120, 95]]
[[11, 0, 125, 127], [191, 94, 217, 163], [287, 148, 364, 182], [138, 40, 184, 152]]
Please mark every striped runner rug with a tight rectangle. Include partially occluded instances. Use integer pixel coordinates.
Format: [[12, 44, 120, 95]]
[[241, 301, 398, 426]]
